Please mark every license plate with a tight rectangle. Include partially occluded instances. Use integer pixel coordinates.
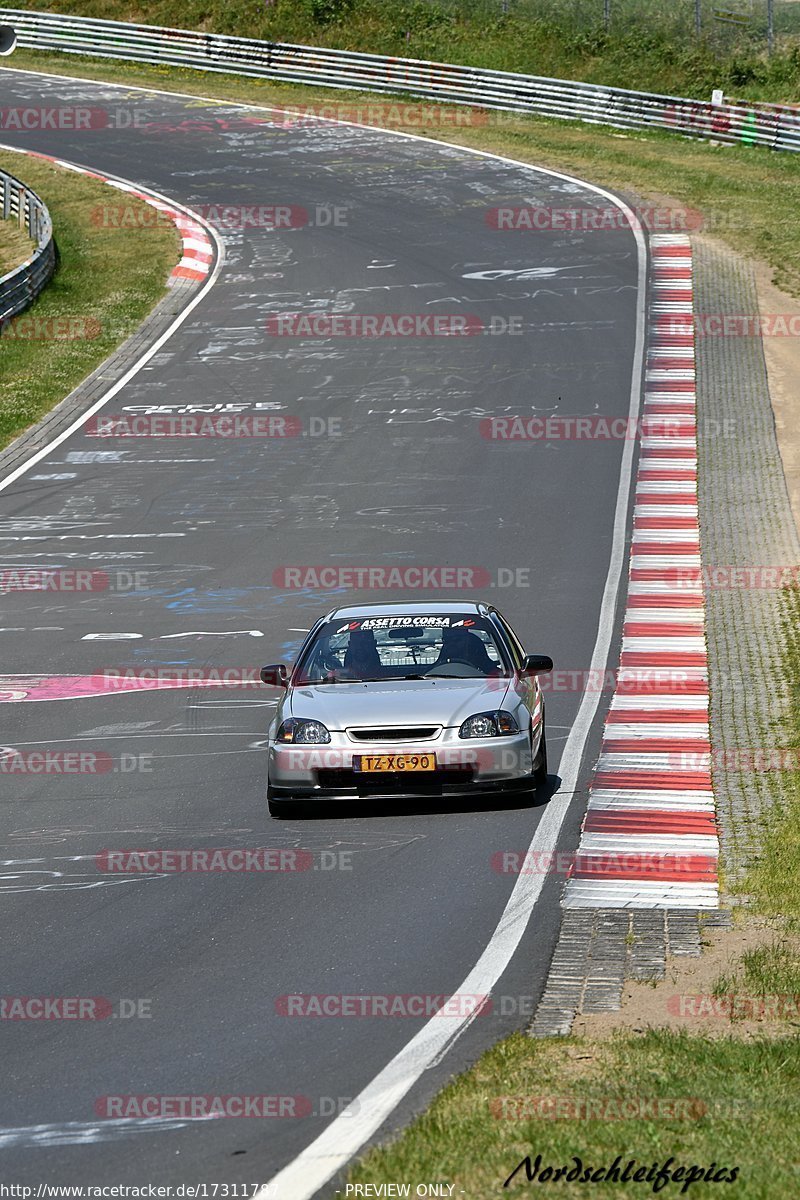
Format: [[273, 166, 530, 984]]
[[353, 753, 436, 773]]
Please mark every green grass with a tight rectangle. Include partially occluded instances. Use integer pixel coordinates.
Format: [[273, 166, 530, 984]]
[[7, 0, 800, 101], [744, 586, 800, 927], [0, 215, 35, 276], [347, 1031, 800, 1197], [0, 148, 179, 452], [714, 941, 800, 1002]]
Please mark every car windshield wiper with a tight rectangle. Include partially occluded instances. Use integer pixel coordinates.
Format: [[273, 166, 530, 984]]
[[425, 673, 473, 678], [429, 670, 510, 679], [310, 675, 384, 684]]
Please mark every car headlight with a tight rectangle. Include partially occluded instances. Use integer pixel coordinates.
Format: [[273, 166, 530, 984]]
[[276, 718, 331, 744], [459, 710, 519, 738]]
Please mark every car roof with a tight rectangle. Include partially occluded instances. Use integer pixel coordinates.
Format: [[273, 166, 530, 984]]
[[327, 600, 487, 619]]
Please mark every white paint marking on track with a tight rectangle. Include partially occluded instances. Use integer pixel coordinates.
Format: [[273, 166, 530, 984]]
[[0, 1116, 210, 1149], [0, 69, 647, 1197]]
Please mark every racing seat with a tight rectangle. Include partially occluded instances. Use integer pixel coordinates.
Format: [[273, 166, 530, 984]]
[[433, 628, 497, 674], [343, 629, 383, 678]]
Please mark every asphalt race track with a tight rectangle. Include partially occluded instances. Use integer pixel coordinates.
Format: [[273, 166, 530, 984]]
[[0, 69, 643, 1194]]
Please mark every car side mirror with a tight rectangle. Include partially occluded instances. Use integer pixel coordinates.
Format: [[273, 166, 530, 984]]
[[260, 663, 288, 687], [520, 654, 553, 677]]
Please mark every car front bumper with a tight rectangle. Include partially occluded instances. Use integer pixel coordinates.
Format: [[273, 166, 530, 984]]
[[267, 729, 536, 801]]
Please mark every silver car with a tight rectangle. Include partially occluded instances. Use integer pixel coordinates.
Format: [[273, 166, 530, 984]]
[[260, 601, 552, 817]]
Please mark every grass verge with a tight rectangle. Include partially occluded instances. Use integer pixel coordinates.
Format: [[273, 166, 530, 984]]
[[346, 1031, 799, 1196], [6, 49, 800, 298], [0, 213, 35, 276], [743, 585, 800, 928], [712, 584, 800, 1002], [0, 147, 179, 452]]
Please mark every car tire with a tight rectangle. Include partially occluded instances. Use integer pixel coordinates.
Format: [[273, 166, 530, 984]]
[[267, 790, 291, 819], [533, 723, 548, 788]]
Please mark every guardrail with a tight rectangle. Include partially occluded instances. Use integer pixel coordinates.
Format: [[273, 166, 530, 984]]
[[1, 7, 799, 152], [0, 165, 56, 327]]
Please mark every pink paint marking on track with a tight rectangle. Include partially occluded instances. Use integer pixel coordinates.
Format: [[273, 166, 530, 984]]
[[0, 676, 259, 703]]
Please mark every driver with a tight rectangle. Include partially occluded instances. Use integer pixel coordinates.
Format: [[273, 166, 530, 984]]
[[433, 627, 496, 674]]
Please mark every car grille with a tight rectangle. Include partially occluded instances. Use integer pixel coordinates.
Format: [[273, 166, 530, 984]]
[[348, 726, 439, 741]]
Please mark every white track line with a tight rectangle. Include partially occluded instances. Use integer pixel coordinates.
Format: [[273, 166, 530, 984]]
[[0, 142, 225, 495], [0, 66, 646, 1197]]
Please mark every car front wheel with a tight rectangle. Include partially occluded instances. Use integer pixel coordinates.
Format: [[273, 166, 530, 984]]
[[267, 788, 291, 819], [533, 722, 548, 788]]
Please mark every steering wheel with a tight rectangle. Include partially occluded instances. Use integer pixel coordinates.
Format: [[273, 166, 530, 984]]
[[426, 658, 484, 677]]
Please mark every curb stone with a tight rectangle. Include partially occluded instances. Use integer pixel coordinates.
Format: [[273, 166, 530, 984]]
[[529, 908, 732, 1038]]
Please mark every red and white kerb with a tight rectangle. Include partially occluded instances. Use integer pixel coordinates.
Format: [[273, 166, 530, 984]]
[[563, 233, 719, 909], [17, 151, 214, 285]]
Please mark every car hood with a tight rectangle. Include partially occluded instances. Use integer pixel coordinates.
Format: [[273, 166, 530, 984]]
[[287, 677, 512, 730]]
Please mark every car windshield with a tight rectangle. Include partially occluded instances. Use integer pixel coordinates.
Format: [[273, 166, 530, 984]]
[[294, 613, 510, 684]]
